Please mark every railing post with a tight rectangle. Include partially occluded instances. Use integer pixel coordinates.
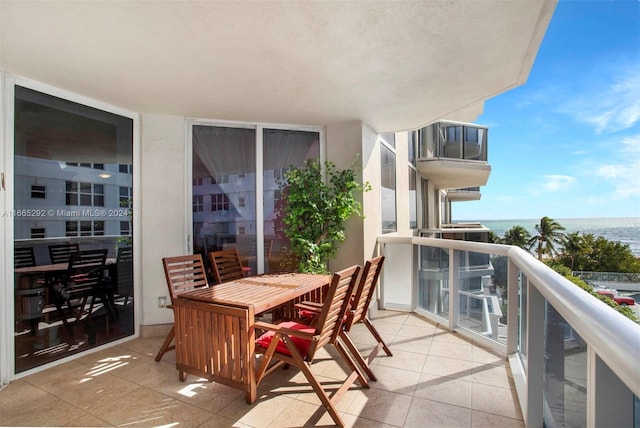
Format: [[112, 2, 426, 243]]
[[590, 349, 634, 428], [506, 259, 519, 354], [449, 249, 460, 330], [526, 282, 545, 428]]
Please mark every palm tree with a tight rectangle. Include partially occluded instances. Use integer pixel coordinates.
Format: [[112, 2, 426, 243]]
[[501, 225, 531, 249], [527, 216, 566, 260], [561, 231, 587, 271]]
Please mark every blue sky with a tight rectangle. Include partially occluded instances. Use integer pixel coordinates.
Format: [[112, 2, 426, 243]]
[[453, 0, 640, 221]]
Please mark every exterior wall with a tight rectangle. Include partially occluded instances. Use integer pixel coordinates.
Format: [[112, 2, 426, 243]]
[[394, 132, 411, 236], [140, 114, 186, 325]]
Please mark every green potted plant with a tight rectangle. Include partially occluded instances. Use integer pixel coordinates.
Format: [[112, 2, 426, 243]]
[[276, 158, 371, 273]]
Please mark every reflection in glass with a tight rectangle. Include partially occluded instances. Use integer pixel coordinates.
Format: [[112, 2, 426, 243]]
[[13, 86, 134, 373], [544, 303, 587, 428], [192, 126, 257, 277], [263, 129, 319, 273], [381, 144, 397, 233]]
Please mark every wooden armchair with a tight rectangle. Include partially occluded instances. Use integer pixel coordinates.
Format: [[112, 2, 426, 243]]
[[297, 256, 392, 381], [254, 265, 367, 427], [14, 246, 36, 268], [52, 249, 108, 334], [155, 254, 209, 362], [209, 248, 248, 284]]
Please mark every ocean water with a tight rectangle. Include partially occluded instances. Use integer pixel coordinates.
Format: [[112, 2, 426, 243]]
[[465, 217, 640, 256]]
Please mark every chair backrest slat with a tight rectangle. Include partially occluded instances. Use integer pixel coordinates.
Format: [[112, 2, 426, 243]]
[[209, 249, 245, 284], [49, 243, 80, 264], [15, 247, 36, 268], [307, 265, 360, 359], [345, 256, 385, 330], [162, 254, 209, 303]]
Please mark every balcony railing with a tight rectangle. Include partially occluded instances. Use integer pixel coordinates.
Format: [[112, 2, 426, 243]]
[[376, 235, 640, 427], [419, 121, 488, 162]]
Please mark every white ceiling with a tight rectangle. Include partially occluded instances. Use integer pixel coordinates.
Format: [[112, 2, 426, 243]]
[[0, 1, 556, 133]]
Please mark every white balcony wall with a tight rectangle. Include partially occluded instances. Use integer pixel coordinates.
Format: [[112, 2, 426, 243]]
[[140, 114, 187, 325]]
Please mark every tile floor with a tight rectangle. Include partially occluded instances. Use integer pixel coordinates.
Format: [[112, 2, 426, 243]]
[[0, 311, 524, 427]]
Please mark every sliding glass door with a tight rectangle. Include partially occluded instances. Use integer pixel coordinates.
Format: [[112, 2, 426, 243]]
[[13, 85, 135, 373], [191, 123, 320, 277]]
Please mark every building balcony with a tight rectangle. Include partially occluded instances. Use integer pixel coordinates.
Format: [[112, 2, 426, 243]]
[[416, 121, 491, 190], [377, 235, 640, 427], [447, 187, 482, 202]]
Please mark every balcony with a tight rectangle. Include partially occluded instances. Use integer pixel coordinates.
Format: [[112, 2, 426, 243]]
[[447, 187, 482, 202], [0, 313, 521, 426], [416, 121, 491, 190], [377, 235, 640, 427]]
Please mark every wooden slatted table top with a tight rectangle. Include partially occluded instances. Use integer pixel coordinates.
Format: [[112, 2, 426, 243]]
[[178, 273, 330, 314]]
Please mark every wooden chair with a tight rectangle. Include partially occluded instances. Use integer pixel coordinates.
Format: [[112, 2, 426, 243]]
[[209, 248, 247, 284], [115, 246, 134, 306], [297, 256, 391, 381], [254, 265, 367, 427], [155, 254, 209, 362], [52, 249, 108, 335], [14, 247, 36, 268], [48, 242, 79, 264]]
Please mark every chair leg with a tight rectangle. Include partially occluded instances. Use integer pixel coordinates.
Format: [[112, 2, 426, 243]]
[[363, 317, 393, 356], [339, 329, 378, 381], [155, 325, 175, 362]]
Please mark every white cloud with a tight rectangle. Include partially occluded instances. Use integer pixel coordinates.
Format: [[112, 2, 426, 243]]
[[541, 175, 576, 192], [621, 134, 640, 153], [595, 160, 640, 199], [558, 62, 640, 134]]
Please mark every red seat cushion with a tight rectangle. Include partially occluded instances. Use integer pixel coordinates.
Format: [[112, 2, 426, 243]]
[[256, 321, 315, 357]]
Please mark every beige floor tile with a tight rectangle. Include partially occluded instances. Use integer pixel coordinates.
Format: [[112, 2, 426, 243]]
[[471, 410, 525, 428], [92, 386, 212, 427], [109, 357, 175, 386], [218, 392, 295, 428], [367, 365, 419, 395], [66, 413, 111, 427], [392, 322, 437, 339], [146, 371, 244, 413], [0, 380, 57, 417], [0, 397, 89, 427], [472, 345, 506, 365], [471, 382, 523, 420], [471, 362, 514, 389], [199, 413, 254, 427], [372, 311, 411, 325], [374, 348, 427, 372], [432, 329, 474, 345], [402, 313, 434, 327], [428, 339, 473, 361], [404, 396, 472, 428], [390, 335, 432, 354], [267, 397, 343, 427], [414, 373, 472, 408], [345, 387, 413, 426], [422, 354, 473, 381]]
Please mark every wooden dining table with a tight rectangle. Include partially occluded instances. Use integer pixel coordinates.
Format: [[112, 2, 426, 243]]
[[173, 272, 330, 403]]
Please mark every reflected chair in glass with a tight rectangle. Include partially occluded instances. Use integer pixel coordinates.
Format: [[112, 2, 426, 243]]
[[254, 265, 367, 428], [209, 248, 247, 284], [52, 249, 108, 335], [14, 247, 36, 268], [114, 246, 134, 307], [48, 242, 80, 264], [297, 256, 391, 381], [155, 254, 209, 362]]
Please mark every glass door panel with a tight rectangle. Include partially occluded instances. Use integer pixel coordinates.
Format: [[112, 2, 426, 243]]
[[192, 126, 257, 279], [13, 86, 134, 373], [263, 129, 319, 273]]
